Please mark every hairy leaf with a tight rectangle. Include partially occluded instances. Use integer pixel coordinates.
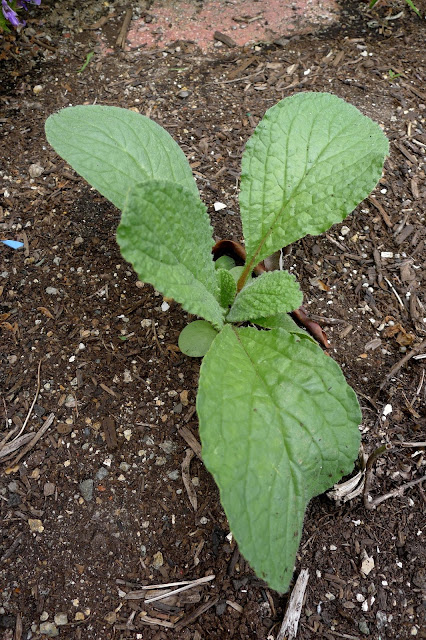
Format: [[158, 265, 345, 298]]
[[227, 271, 302, 323], [256, 312, 315, 342], [117, 181, 224, 329], [240, 92, 389, 266], [178, 321, 218, 357], [217, 269, 237, 309], [45, 105, 199, 210], [197, 325, 361, 592]]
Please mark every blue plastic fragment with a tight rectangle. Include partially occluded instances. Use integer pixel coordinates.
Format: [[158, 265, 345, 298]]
[[1, 240, 24, 249]]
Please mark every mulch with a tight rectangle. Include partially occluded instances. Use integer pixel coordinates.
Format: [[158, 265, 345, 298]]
[[0, 1, 425, 639]]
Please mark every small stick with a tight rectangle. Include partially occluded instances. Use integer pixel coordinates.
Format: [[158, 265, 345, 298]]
[[379, 339, 426, 391], [276, 569, 309, 640], [116, 8, 133, 49], [181, 449, 197, 511], [368, 196, 393, 228], [11, 359, 42, 443], [124, 574, 214, 597], [370, 475, 426, 508], [383, 277, 405, 310], [174, 596, 219, 632], [400, 441, 426, 448], [145, 575, 214, 604], [7, 413, 54, 469], [363, 443, 393, 509]]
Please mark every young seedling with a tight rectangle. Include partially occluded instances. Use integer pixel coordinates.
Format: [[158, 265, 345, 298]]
[[45, 93, 388, 593]]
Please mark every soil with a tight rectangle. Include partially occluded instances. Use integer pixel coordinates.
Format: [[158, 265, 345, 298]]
[[1, 1, 425, 639]]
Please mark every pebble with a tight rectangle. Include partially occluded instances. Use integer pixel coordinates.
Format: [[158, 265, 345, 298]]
[[75, 612, 85, 621], [45, 287, 59, 295], [40, 612, 49, 622], [95, 467, 109, 481], [167, 470, 180, 480], [54, 613, 68, 626], [152, 551, 164, 568], [28, 519, 44, 533], [79, 479, 94, 501], [119, 462, 130, 472], [44, 482, 55, 497], [359, 620, 370, 635], [39, 621, 59, 637]]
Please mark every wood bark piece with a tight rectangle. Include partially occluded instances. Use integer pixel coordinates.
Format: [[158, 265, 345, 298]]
[[116, 8, 133, 49], [276, 569, 309, 640], [103, 416, 118, 450], [178, 426, 202, 460], [213, 31, 237, 47]]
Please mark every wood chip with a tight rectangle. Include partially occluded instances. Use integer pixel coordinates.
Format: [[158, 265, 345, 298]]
[[103, 416, 118, 450], [181, 449, 197, 511], [178, 426, 202, 460], [213, 31, 237, 47]]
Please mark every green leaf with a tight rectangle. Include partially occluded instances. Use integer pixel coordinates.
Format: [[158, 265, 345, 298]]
[[214, 255, 236, 271], [197, 325, 361, 592], [45, 105, 199, 210], [240, 92, 389, 266], [227, 271, 302, 323], [256, 312, 315, 342], [217, 269, 237, 309], [178, 320, 218, 357], [117, 180, 224, 329]]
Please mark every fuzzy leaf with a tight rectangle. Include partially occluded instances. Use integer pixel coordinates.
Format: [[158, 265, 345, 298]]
[[45, 105, 199, 210], [117, 181, 224, 329], [178, 321, 218, 357], [197, 325, 361, 592], [255, 313, 315, 342], [240, 92, 389, 266], [227, 271, 302, 323], [217, 269, 237, 309]]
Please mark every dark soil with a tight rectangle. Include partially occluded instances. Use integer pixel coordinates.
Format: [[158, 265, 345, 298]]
[[1, 1, 425, 639]]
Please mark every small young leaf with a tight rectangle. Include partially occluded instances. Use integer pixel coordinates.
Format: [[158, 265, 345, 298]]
[[197, 325, 361, 593], [178, 320, 218, 357], [256, 312, 315, 342], [217, 269, 237, 309], [227, 270, 302, 323], [214, 255, 236, 271], [240, 92, 389, 266], [117, 180, 224, 329], [45, 105, 199, 210]]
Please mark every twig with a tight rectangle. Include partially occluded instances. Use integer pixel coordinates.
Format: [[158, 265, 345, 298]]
[[145, 575, 214, 604], [7, 413, 54, 469], [368, 196, 393, 228], [383, 277, 405, 310], [123, 574, 215, 599], [370, 475, 426, 508], [116, 8, 133, 49], [11, 359, 42, 443], [182, 448, 197, 510], [379, 339, 426, 391], [363, 443, 393, 509], [276, 569, 309, 640], [400, 441, 426, 448], [174, 596, 219, 632], [0, 433, 34, 461]]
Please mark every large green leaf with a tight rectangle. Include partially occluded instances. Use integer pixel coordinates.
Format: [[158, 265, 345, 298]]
[[197, 325, 361, 592], [117, 180, 224, 329], [45, 105, 199, 210], [227, 270, 302, 323], [240, 92, 389, 266]]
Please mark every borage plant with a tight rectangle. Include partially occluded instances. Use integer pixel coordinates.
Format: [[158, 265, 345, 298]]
[[45, 93, 388, 592]]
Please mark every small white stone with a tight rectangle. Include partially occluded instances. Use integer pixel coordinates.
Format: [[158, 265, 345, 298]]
[[161, 301, 170, 312], [382, 404, 393, 417], [213, 202, 227, 211]]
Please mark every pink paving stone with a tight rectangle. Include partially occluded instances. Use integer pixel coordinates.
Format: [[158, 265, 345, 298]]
[[126, 0, 340, 52]]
